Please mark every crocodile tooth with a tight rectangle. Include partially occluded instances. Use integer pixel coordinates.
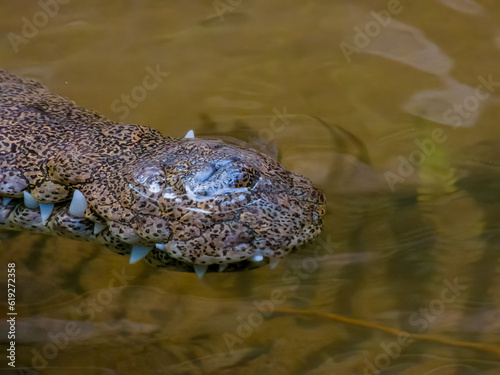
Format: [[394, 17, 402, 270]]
[[2, 197, 12, 205], [129, 245, 153, 264], [39, 203, 54, 221], [184, 130, 195, 138], [155, 243, 166, 250], [23, 191, 39, 209], [93, 222, 106, 235], [193, 264, 208, 278], [252, 254, 264, 262], [68, 189, 87, 217], [218, 263, 228, 272], [269, 258, 280, 270]]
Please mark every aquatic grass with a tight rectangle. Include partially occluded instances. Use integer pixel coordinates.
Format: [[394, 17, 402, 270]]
[[270, 307, 500, 356]]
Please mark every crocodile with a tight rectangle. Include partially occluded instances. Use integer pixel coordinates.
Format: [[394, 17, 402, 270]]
[[0, 69, 325, 276]]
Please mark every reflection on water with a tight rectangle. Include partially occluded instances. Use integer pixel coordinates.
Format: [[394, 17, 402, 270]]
[[1, 1, 500, 374]]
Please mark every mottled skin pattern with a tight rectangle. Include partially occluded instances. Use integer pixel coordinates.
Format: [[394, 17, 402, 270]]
[[0, 70, 325, 273]]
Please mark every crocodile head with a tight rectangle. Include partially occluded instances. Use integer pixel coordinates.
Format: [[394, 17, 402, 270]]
[[90, 136, 325, 275]]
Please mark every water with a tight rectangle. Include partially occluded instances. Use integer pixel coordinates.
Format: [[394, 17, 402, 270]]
[[1, 1, 500, 374]]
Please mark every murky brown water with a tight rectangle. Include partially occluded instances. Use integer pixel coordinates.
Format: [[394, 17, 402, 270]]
[[2, 1, 500, 374]]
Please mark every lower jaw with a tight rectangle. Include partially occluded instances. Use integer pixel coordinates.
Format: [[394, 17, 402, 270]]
[[144, 250, 280, 277], [1, 197, 308, 276]]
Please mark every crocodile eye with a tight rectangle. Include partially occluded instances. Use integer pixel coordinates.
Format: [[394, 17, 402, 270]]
[[230, 167, 256, 189], [186, 159, 257, 200]]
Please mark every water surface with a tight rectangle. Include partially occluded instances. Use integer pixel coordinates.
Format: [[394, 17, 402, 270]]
[[1, 1, 500, 374]]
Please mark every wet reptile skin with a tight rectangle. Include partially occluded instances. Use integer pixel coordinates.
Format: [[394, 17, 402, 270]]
[[0, 69, 325, 273]]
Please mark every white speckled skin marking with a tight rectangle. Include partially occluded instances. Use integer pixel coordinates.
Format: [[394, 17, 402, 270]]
[[0, 69, 326, 273]]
